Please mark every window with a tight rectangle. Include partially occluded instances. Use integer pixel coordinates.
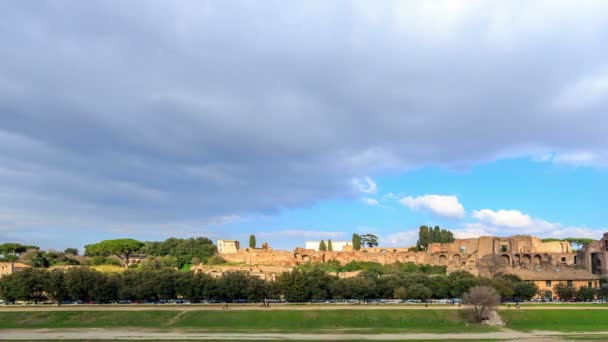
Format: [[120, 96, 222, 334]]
[[561, 257, 566, 262], [588, 281, 593, 288], [546, 280, 552, 287], [567, 280, 573, 287], [500, 245, 508, 252]]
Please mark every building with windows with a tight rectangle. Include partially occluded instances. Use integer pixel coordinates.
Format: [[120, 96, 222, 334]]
[[0, 262, 30, 279]]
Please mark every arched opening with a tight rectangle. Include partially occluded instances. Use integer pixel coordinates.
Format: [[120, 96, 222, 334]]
[[461, 262, 466, 267], [439, 255, 447, 265], [302, 255, 310, 262], [294, 253, 300, 259], [533, 254, 542, 265], [522, 254, 531, 264], [513, 254, 521, 266], [452, 254, 461, 264], [500, 254, 511, 266]]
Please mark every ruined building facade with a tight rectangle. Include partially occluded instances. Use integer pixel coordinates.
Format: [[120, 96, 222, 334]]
[[216, 235, 579, 273]]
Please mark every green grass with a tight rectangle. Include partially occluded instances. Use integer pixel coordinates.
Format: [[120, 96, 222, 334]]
[[503, 310, 608, 332], [0, 310, 496, 333]]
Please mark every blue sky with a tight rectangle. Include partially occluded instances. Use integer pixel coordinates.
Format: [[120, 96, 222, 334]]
[[215, 156, 607, 249], [1, 1, 608, 251]]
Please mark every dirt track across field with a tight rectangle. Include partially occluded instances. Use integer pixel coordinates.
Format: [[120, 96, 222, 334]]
[[1, 328, 607, 340], [0, 303, 607, 311]]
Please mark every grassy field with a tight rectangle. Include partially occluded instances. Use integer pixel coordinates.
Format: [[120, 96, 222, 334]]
[[503, 309, 608, 332], [0, 310, 496, 333]]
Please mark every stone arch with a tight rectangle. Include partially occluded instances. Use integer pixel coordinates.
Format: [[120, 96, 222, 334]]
[[302, 255, 310, 262], [452, 254, 461, 264], [500, 254, 511, 266], [513, 254, 521, 265], [461, 261, 466, 267], [294, 253, 300, 260], [522, 254, 531, 264], [439, 255, 447, 265], [533, 254, 542, 265]]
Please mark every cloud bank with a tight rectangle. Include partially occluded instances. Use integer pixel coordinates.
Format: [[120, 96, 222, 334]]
[[1, 1, 608, 241]]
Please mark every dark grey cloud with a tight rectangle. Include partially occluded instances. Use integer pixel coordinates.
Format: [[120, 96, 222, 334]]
[[1, 1, 608, 239]]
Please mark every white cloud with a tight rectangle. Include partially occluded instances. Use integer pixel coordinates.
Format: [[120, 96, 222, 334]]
[[352, 177, 378, 194], [553, 152, 597, 166], [472, 209, 534, 228], [461, 208, 604, 240], [362, 197, 379, 206], [554, 67, 608, 109], [383, 231, 419, 247], [400, 194, 465, 219]]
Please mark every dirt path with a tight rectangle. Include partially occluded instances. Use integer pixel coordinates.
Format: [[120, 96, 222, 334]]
[[1, 328, 607, 340], [1, 304, 607, 311], [164, 310, 187, 326]]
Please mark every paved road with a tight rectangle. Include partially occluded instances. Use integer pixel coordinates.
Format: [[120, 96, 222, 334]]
[[1, 328, 607, 340]]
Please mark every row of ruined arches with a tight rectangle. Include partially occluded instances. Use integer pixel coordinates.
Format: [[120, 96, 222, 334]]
[[501, 253, 543, 266], [430, 253, 544, 266]]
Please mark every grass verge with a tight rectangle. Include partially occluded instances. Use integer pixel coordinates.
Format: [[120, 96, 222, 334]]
[[0, 310, 496, 333], [502, 309, 608, 332]]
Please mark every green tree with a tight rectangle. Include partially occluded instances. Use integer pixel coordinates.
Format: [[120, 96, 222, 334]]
[[512, 281, 539, 300], [327, 239, 333, 251], [577, 286, 596, 302], [3, 268, 47, 303], [46, 270, 68, 304], [64, 267, 102, 302], [555, 283, 576, 301], [352, 234, 361, 250], [408, 284, 433, 300], [249, 235, 256, 249], [360, 234, 379, 248], [416, 226, 454, 249], [85, 239, 145, 268], [393, 287, 408, 300], [0, 243, 38, 256], [142, 237, 216, 268], [64, 248, 78, 255], [319, 240, 327, 251]]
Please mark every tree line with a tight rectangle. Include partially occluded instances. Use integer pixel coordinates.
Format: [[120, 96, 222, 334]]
[[1, 264, 585, 304]]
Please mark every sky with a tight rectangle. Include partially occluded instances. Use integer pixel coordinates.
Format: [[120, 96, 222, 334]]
[[1, 1, 608, 251]]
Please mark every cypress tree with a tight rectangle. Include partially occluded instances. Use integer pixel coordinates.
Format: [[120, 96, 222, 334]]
[[327, 239, 333, 251], [249, 235, 256, 249], [352, 233, 361, 251], [319, 240, 327, 251]]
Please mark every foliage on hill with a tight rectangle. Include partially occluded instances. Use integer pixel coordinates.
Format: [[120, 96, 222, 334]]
[[142, 237, 216, 268], [85, 239, 145, 268], [296, 260, 447, 275]]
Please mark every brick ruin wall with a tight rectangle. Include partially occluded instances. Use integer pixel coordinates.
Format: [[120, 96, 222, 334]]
[[218, 234, 582, 275]]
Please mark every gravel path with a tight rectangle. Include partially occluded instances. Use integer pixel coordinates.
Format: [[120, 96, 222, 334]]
[[1, 328, 606, 340]]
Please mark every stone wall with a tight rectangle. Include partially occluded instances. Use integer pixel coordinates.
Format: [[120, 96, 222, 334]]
[[216, 234, 586, 274]]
